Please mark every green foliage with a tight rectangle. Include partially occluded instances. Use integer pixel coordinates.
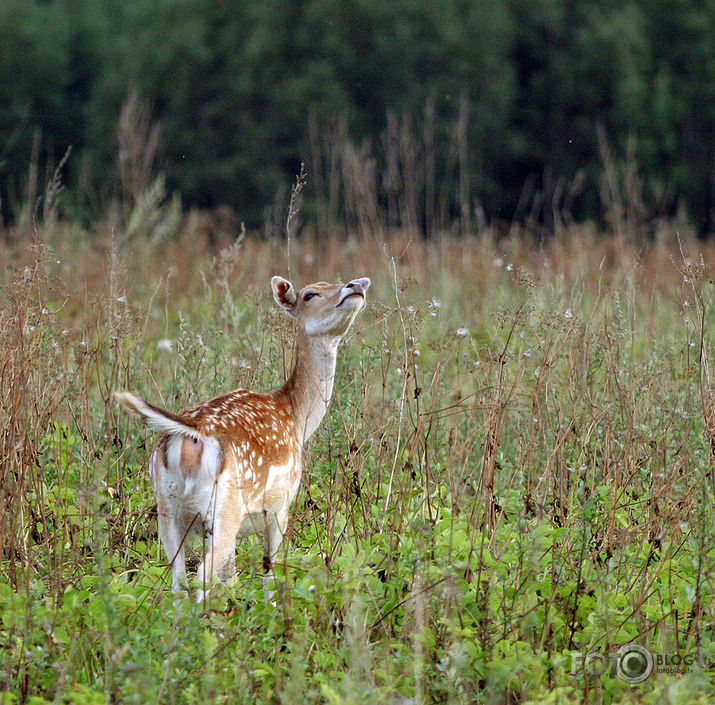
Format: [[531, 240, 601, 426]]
[[0, 0, 712, 230], [0, 225, 712, 703]]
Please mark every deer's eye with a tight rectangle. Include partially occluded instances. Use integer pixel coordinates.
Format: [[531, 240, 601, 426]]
[[303, 291, 319, 302]]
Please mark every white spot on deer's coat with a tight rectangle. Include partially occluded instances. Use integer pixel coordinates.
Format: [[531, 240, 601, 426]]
[[264, 460, 293, 490]]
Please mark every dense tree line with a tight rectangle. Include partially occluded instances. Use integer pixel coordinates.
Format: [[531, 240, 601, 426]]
[[1, 0, 712, 234]]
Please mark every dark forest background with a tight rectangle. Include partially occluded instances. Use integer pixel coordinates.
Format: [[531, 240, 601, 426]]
[[1, 0, 713, 235]]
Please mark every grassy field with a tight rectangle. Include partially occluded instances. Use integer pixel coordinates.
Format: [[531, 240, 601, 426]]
[[0, 216, 712, 704]]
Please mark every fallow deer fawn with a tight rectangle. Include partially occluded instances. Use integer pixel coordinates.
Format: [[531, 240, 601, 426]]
[[116, 275, 370, 602]]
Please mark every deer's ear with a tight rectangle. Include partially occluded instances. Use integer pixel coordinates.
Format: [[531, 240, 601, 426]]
[[271, 276, 297, 317]]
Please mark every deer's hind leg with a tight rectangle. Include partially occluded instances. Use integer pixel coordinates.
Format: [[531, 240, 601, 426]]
[[195, 476, 245, 602], [151, 443, 190, 594], [158, 511, 189, 593]]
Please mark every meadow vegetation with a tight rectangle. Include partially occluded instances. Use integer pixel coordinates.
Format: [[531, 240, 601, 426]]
[[0, 207, 712, 703]]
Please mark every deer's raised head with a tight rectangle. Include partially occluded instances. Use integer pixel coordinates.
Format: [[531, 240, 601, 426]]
[[272, 276, 370, 337]]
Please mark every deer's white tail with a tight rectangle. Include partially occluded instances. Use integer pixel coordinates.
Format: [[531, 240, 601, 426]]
[[114, 391, 202, 440]]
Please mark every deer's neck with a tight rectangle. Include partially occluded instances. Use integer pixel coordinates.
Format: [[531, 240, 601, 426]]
[[276, 331, 340, 446]]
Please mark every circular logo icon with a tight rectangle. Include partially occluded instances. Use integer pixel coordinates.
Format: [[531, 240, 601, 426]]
[[615, 644, 653, 683]]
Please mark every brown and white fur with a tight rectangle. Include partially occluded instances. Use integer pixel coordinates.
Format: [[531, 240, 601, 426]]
[[116, 275, 370, 601]]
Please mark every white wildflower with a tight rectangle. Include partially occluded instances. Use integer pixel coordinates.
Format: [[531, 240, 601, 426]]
[[505, 264, 513, 272], [455, 327, 469, 338], [116, 295, 126, 304], [157, 338, 173, 353], [564, 308, 573, 319]]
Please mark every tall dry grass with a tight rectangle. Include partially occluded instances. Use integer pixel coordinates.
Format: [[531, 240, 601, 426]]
[[0, 147, 712, 704]]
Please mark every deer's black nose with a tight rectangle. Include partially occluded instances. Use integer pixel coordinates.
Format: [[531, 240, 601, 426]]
[[346, 277, 371, 292]]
